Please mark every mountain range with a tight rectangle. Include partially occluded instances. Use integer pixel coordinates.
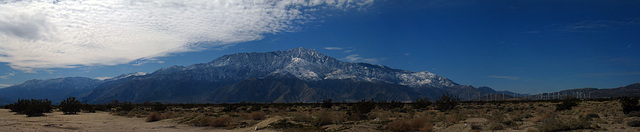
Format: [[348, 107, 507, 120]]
[[3, 47, 614, 105]]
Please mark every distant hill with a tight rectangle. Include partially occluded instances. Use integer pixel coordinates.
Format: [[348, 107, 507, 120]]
[[558, 83, 640, 98], [2, 48, 514, 105]]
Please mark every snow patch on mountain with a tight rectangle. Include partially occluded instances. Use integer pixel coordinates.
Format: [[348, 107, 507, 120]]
[[108, 72, 148, 81]]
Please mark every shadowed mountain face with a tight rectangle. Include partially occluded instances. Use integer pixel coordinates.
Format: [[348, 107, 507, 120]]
[[0, 77, 102, 105], [2, 48, 507, 104]]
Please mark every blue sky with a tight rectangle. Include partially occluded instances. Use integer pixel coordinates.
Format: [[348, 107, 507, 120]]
[[1, 0, 639, 94]]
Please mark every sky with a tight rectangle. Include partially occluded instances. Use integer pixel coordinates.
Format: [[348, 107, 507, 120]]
[[0, 0, 639, 94]]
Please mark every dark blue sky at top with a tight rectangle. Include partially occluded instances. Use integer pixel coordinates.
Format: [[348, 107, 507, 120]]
[[1, 0, 639, 94]]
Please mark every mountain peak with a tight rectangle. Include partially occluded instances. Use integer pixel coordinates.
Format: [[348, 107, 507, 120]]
[[278, 47, 323, 58]]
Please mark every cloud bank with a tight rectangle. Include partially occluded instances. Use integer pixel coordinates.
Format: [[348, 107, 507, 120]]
[[0, 0, 373, 71]]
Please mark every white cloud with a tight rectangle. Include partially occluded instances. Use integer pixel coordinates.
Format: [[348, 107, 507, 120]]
[[0, 71, 15, 79], [0, 0, 373, 71], [0, 83, 12, 88], [94, 77, 112, 80], [343, 54, 380, 64], [323, 47, 344, 50], [487, 75, 520, 80]]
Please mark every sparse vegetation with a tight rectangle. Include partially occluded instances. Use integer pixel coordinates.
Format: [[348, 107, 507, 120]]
[[555, 97, 580, 111], [412, 97, 431, 109], [435, 92, 460, 112], [6, 98, 52, 117], [5, 97, 640, 131], [620, 96, 640, 114], [347, 99, 375, 120], [59, 97, 82, 114]]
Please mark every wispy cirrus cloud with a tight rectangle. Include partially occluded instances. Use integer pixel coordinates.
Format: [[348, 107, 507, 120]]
[[552, 19, 640, 33], [580, 72, 640, 77], [0, 71, 15, 79], [0, 0, 374, 72], [487, 75, 520, 80], [323, 47, 344, 50], [343, 54, 381, 64]]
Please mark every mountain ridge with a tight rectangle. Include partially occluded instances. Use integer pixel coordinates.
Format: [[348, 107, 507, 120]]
[[2, 47, 507, 104]]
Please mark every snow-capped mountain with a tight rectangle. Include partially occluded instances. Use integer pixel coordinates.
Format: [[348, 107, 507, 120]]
[[151, 47, 457, 88], [2, 47, 507, 104]]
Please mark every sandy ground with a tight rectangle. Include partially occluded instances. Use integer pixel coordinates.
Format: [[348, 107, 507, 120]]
[[0, 109, 278, 132]]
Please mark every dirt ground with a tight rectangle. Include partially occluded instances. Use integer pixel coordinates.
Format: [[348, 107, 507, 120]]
[[0, 109, 278, 132]]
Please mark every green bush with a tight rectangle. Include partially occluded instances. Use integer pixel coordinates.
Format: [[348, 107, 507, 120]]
[[60, 97, 82, 114], [435, 92, 460, 112]]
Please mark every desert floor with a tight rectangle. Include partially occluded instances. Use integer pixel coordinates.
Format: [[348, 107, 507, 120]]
[[0, 109, 279, 132], [4, 100, 640, 132]]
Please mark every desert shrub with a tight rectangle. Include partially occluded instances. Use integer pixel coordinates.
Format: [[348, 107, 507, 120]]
[[249, 111, 266, 120], [8, 99, 52, 117], [152, 102, 166, 111], [313, 110, 333, 126], [388, 119, 411, 132], [347, 99, 375, 120], [487, 111, 505, 123], [321, 99, 332, 109], [376, 100, 404, 111], [489, 122, 504, 130], [536, 116, 593, 132], [435, 92, 460, 112], [445, 113, 462, 124], [60, 97, 82, 114], [388, 117, 432, 132], [24, 99, 52, 117], [116, 101, 134, 111], [412, 97, 431, 109], [586, 113, 600, 118], [291, 112, 313, 123], [311, 110, 346, 127], [555, 97, 580, 111], [146, 112, 161, 122], [221, 103, 238, 112], [628, 120, 640, 127], [160, 111, 179, 119], [268, 119, 308, 130], [211, 116, 233, 128], [193, 116, 214, 127], [194, 116, 232, 127], [81, 101, 95, 113], [620, 97, 640, 114], [471, 123, 482, 130], [248, 105, 262, 112]]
